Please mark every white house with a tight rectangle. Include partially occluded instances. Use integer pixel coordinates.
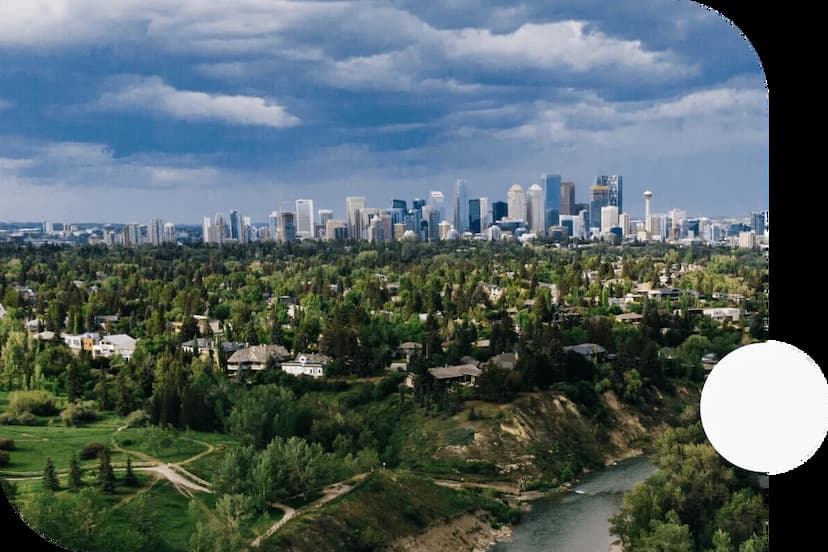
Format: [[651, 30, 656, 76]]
[[702, 308, 741, 324], [63, 332, 101, 353], [281, 353, 332, 378], [92, 334, 137, 360]]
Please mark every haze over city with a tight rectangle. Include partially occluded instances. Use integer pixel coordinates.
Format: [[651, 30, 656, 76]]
[[0, 0, 768, 222]]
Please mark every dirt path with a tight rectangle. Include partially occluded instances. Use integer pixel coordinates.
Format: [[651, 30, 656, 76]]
[[432, 479, 544, 502], [136, 464, 212, 494], [251, 473, 368, 548]]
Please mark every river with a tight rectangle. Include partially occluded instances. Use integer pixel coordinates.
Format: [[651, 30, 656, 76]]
[[491, 456, 656, 552]]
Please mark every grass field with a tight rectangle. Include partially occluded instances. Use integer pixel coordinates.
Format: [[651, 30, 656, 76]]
[[0, 416, 129, 474]]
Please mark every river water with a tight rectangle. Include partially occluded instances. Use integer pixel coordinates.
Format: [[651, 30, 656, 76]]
[[491, 456, 656, 552]]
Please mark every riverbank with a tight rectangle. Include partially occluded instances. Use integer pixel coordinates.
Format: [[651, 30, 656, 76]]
[[389, 511, 512, 552]]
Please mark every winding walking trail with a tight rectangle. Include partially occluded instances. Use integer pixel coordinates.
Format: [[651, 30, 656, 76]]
[[251, 473, 369, 548]]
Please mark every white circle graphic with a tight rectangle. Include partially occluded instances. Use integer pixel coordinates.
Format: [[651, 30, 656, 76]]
[[700, 340, 828, 475]]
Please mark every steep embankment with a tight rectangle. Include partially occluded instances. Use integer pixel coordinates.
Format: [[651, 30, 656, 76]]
[[430, 385, 700, 487]]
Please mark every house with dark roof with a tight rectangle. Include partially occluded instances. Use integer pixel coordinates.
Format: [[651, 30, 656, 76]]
[[396, 341, 423, 360], [563, 343, 608, 364], [487, 352, 518, 371]]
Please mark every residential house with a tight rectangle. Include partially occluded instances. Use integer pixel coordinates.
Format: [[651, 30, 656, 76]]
[[702, 308, 741, 324], [92, 334, 137, 360], [63, 332, 101, 353], [701, 353, 718, 372], [428, 364, 482, 385], [487, 352, 518, 371], [227, 344, 292, 373], [181, 338, 246, 361], [648, 287, 684, 300], [396, 341, 423, 360], [563, 343, 608, 364], [281, 353, 332, 378], [615, 313, 643, 325]]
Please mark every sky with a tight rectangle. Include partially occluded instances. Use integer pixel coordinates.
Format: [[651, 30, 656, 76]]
[[0, 0, 768, 223]]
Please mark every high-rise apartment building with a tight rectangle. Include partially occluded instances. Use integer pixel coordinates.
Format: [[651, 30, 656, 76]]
[[203, 217, 213, 244], [479, 197, 489, 230], [149, 218, 164, 246]]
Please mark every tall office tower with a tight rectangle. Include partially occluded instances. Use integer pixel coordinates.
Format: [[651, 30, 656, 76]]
[[148, 218, 164, 246], [578, 209, 590, 238], [278, 211, 296, 242], [595, 175, 623, 213], [406, 208, 422, 234], [295, 199, 314, 238], [345, 197, 366, 241], [492, 201, 508, 223], [412, 198, 426, 211], [229, 210, 241, 240], [589, 185, 609, 230], [427, 208, 441, 241], [214, 213, 227, 242], [618, 213, 630, 237], [438, 220, 454, 240], [368, 214, 393, 243], [541, 174, 561, 227], [479, 197, 489, 229], [388, 205, 407, 225], [391, 199, 407, 211], [751, 211, 765, 236], [163, 222, 176, 243], [394, 223, 406, 241], [507, 184, 527, 222], [318, 209, 333, 228], [686, 219, 700, 240], [643, 191, 653, 232], [560, 182, 576, 215], [764, 210, 769, 240], [241, 216, 253, 244], [453, 179, 469, 233], [202, 217, 213, 244], [268, 211, 279, 241], [428, 191, 446, 221], [668, 209, 687, 240], [468, 198, 482, 233], [325, 219, 348, 241], [357, 207, 381, 240], [527, 183, 546, 235], [601, 205, 619, 233]]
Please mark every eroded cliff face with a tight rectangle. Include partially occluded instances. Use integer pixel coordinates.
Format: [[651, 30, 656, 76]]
[[431, 386, 700, 485]]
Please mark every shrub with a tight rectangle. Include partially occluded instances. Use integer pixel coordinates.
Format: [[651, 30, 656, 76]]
[[0, 412, 39, 426], [0, 413, 11, 425], [8, 390, 58, 417], [61, 403, 99, 426], [80, 442, 107, 460], [126, 409, 150, 428], [0, 450, 9, 467], [0, 438, 15, 451]]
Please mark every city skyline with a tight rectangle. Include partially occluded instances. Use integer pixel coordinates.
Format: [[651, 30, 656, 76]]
[[0, 1, 768, 221]]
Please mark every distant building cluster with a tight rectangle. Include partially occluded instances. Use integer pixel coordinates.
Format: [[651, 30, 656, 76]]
[[197, 176, 768, 249], [0, 177, 768, 250]]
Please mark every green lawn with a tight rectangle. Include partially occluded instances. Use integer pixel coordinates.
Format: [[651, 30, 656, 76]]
[[0, 417, 129, 474], [113, 427, 208, 463], [184, 449, 226, 482]]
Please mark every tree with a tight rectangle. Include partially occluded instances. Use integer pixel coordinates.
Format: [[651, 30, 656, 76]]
[[68, 451, 83, 490], [43, 457, 60, 491], [123, 456, 138, 487], [189, 494, 253, 552], [97, 447, 116, 494]]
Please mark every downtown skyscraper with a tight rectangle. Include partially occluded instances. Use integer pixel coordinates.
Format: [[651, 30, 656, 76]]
[[453, 179, 469, 233], [295, 199, 314, 239], [541, 174, 561, 228]]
